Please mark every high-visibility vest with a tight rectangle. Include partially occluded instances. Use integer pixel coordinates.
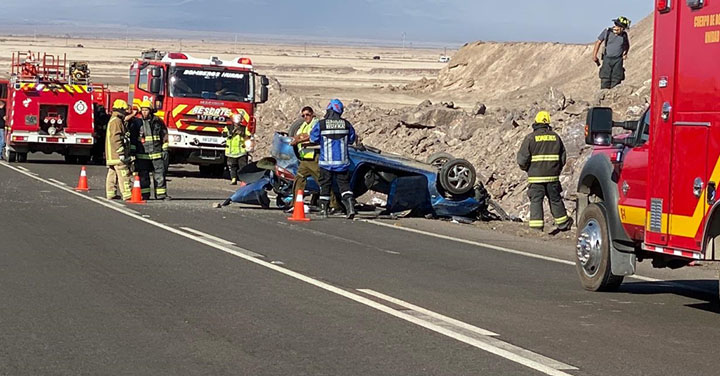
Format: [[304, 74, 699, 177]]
[[223, 125, 251, 158], [297, 118, 318, 160]]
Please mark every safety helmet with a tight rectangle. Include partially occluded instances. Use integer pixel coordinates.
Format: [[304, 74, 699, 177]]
[[613, 16, 631, 29], [535, 111, 551, 124], [231, 113, 244, 125], [327, 99, 344, 115], [112, 99, 129, 111], [139, 99, 153, 110]]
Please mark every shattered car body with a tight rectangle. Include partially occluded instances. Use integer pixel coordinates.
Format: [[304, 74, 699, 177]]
[[229, 133, 489, 218]]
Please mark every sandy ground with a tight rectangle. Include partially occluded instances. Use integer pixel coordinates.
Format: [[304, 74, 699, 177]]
[[0, 35, 450, 108]]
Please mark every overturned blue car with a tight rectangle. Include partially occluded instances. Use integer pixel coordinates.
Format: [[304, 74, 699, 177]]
[[226, 133, 499, 219]]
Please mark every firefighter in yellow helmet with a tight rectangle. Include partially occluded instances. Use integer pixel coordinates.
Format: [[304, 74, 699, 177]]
[[222, 112, 253, 185], [517, 111, 572, 232], [105, 99, 133, 200], [130, 99, 170, 200]]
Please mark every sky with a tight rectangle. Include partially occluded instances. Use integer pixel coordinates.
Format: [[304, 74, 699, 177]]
[[0, 0, 654, 45]]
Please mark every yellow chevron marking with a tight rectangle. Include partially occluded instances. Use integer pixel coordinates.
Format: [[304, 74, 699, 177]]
[[172, 104, 188, 118]]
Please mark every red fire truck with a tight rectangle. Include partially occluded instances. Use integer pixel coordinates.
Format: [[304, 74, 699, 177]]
[[128, 50, 269, 175], [2, 51, 95, 163], [578, 0, 720, 291]]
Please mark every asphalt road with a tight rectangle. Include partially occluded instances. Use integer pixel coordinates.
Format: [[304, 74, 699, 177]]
[[2, 155, 720, 376]]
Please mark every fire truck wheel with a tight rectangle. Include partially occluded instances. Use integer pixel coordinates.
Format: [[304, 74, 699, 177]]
[[16, 153, 27, 163], [5, 149, 17, 163], [64, 155, 78, 164], [77, 156, 90, 165], [575, 203, 624, 291]]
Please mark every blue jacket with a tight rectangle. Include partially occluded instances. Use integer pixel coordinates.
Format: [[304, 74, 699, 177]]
[[309, 111, 357, 171]]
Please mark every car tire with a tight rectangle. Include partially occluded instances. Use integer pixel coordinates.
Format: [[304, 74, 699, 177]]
[[575, 203, 624, 291], [439, 158, 476, 196], [288, 117, 304, 137], [427, 152, 454, 168]]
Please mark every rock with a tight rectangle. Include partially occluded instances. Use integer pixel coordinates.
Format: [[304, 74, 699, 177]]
[[441, 101, 456, 109], [418, 99, 433, 108], [400, 107, 463, 129], [472, 103, 487, 116], [564, 102, 588, 116]]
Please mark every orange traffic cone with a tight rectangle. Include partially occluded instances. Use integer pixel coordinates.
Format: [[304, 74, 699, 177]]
[[128, 174, 146, 204], [288, 190, 310, 222], [75, 166, 90, 191]]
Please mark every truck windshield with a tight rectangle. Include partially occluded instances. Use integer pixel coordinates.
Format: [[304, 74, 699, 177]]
[[169, 67, 251, 102]]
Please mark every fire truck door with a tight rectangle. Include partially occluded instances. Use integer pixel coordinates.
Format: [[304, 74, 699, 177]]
[[668, 124, 708, 251]]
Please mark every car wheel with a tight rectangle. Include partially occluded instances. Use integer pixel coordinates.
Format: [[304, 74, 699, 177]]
[[439, 158, 476, 195], [427, 152, 454, 168], [576, 203, 624, 291], [17, 152, 28, 163], [288, 117, 304, 137]]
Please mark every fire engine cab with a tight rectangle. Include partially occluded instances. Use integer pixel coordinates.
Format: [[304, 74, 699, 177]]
[[129, 50, 269, 175], [3, 51, 95, 163], [578, 0, 720, 291]]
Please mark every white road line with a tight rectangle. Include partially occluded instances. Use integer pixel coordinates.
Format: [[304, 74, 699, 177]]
[[1, 161, 575, 376], [360, 289, 578, 371], [359, 289, 499, 336], [362, 219, 575, 266], [180, 227, 236, 246], [48, 178, 67, 186], [361, 219, 714, 288], [15, 166, 29, 172]]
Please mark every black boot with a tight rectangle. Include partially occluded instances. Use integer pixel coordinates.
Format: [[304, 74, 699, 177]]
[[343, 196, 357, 219], [319, 200, 329, 219]]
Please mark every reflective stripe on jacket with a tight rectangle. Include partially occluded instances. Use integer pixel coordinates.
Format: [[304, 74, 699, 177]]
[[517, 123, 566, 183], [132, 115, 168, 161], [223, 124, 251, 158], [105, 113, 127, 166], [296, 118, 318, 160], [309, 112, 356, 172]]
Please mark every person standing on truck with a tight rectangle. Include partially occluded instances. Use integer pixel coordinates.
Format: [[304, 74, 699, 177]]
[[290, 106, 341, 213], [0, 100, 6, 160], [592, 16, 631, 89], [517, 111, 572, 232], [222, 113, 252, 185], [105, 100, 133, 201], [131, 100, 169, 200], [309, 99, 358, 219]]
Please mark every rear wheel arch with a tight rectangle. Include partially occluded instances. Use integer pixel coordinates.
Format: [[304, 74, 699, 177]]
[[701, 201, 720, 260]]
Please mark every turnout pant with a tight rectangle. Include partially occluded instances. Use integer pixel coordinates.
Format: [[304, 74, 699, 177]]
[[528, 181, 569, 230], [136, 159, 167, 199], [106, 164, 132, 200], [599, 56, 625, 89], [318, 168, 353, 205], [227, 155, 248, 181], [293, 157, 340, 209]]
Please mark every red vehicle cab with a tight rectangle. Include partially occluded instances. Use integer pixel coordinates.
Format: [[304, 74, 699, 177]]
[[577, 0, 720, 291], [128, 50, 269, 175], [3, 51, 95, 163]]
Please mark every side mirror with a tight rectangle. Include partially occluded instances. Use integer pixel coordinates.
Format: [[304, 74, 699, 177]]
[[151, 67, 162, 77], [585, 107, 613, 146], [150, 77, 162, 94], [256, 75, 269, 104]]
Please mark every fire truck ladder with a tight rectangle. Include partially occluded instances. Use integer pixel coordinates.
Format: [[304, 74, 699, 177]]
[[11, 51, 67, 83]]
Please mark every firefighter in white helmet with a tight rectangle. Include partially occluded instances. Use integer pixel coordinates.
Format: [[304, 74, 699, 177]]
[[105, 99, 133, 200], [130, 100, 170, 200]]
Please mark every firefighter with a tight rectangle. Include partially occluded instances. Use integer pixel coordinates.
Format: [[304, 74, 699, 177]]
[[222, 112, 252, 185], [517, 111, 572, 232], [105, 99, 133, 200], [132, 100, 169, 200], [593, 16, 631, 89], [289, 106, 340, 213], [309, 99, 357, 219]]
